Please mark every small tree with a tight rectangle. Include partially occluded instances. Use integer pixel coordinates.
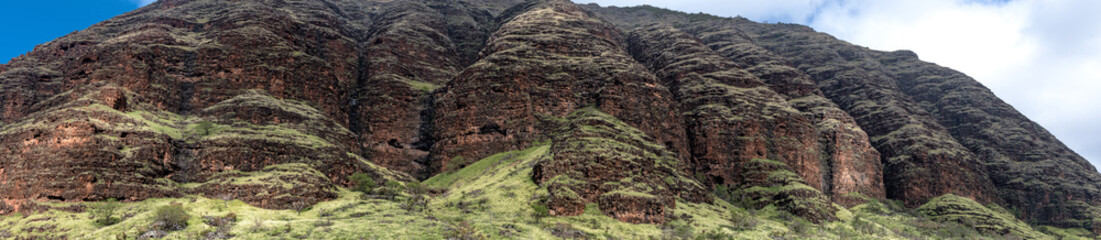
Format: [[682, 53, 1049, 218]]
[[530, 203, 550, 220], [195, 121, 215, 136], [348, 173, 377, 195], [90, 198, 122, 226], [152, 203, 190, 231], [382, 181, 404, 199], [406, 181, 428, 195]]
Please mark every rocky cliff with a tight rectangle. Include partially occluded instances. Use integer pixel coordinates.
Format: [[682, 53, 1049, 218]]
[[1, 0, 1099, 238]]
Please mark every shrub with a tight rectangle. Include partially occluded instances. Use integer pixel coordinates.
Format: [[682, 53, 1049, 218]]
[[202, 212, 237, 239], [90, 198, 121, 226], [381, 180, 405, 199], [852, 215, 878, 235], [152, 203, 190, 231], [660, 219, 694, 239], [195, 121, 215, 136], [406, 181, 428, 195], [729, 210, 758, 230], [349, 173, 376, 195], [531, 203, 550, 220], [403, 194, 429, 213], [697, 229, 733, 240], [444, 221, 486, 240], [788, 217, 812, 235], [715, 185, 754, 210]]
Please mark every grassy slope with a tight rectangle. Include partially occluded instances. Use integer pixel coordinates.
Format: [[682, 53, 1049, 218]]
[[2, 144, 1092, 239]]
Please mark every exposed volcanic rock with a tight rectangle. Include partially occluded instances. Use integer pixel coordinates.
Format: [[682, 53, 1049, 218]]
[[681, 24, 885, 206], [532, 108, 708, 224], [352, 0, 492, 177], [430, 0, 690, 176], [626, 24, 818, 190], [691, 20, 1000, 207], [1, 0, 1100, 235], [0, 84, 181, 212], [625, 25, 838, 222], [874, 49, 1101, 231], [0, 0, 412, 212], [181, 90, 413, 209]]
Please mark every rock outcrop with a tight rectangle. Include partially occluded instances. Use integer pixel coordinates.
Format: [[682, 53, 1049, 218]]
[[691, 20, 1000, 207], [629, 24, 886, 209], [1, 0, 1099, 233], [353, 0, 492, 177], [0, 0, 410, 212], [430, 0, 690, 177], [533, 108, 708, 224]]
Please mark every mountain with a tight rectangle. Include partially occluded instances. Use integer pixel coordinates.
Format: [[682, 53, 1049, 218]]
[[0, 0, 1098, 239]]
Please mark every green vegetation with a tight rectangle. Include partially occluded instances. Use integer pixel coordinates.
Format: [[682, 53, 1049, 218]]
[[152, 203, 190, 231], [916, 194, 1047, 239], [89, 198, 122, 227], [194, 120, 215, 136], [0, 152, 1086, 239], [349, 172, 377, 195]]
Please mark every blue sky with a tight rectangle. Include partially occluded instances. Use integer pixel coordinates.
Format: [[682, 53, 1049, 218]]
[[1, 0, 1098, 171], [0, 0, 153, 64]]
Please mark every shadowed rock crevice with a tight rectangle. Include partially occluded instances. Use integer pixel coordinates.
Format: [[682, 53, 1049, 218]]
[[352, 0, 492, 178]]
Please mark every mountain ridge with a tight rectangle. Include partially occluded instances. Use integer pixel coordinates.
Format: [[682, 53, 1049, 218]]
[[0, 0, 1098, 238]]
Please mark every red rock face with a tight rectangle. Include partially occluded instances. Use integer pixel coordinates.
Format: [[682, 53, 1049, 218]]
[[352, 0, 492, 177], [0, 0, 411, 212], [531, 108, 709, 224], [701, 20, 1001, 207], [626, 25, 852, 221], [430, 0, 690, 176], [874, 50, 1101, 231], [1, 0, 1099, 231], [682, 24, 885, 206]]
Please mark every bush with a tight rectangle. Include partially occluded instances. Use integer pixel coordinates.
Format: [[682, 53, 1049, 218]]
[[90, 198, 121, 226], [444, 221, 486, 240], [202, 212, 237, 239], [788, 217, 812, 235], [152, 203, 190, 231], [660, 219, 694, 239], [729, 210, 758, 230], [715, 185, 754, 210], [195, 121, 215, 136], [406, 181, 428, 195], [349, 173, 376, 195], [851, 215, 878, 235], [531, 203, 550, 220], [380, 180, 405, 199], [403, 195, 429, 213]]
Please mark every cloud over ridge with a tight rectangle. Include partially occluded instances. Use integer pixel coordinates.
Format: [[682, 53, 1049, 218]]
[[576, 0, 1101, 169]]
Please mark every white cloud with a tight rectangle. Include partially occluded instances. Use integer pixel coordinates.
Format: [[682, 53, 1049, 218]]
[[575, 0, 1101, 168]]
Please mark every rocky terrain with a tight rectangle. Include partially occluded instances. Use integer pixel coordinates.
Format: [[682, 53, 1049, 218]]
[[0, 0, 1098, 239]]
